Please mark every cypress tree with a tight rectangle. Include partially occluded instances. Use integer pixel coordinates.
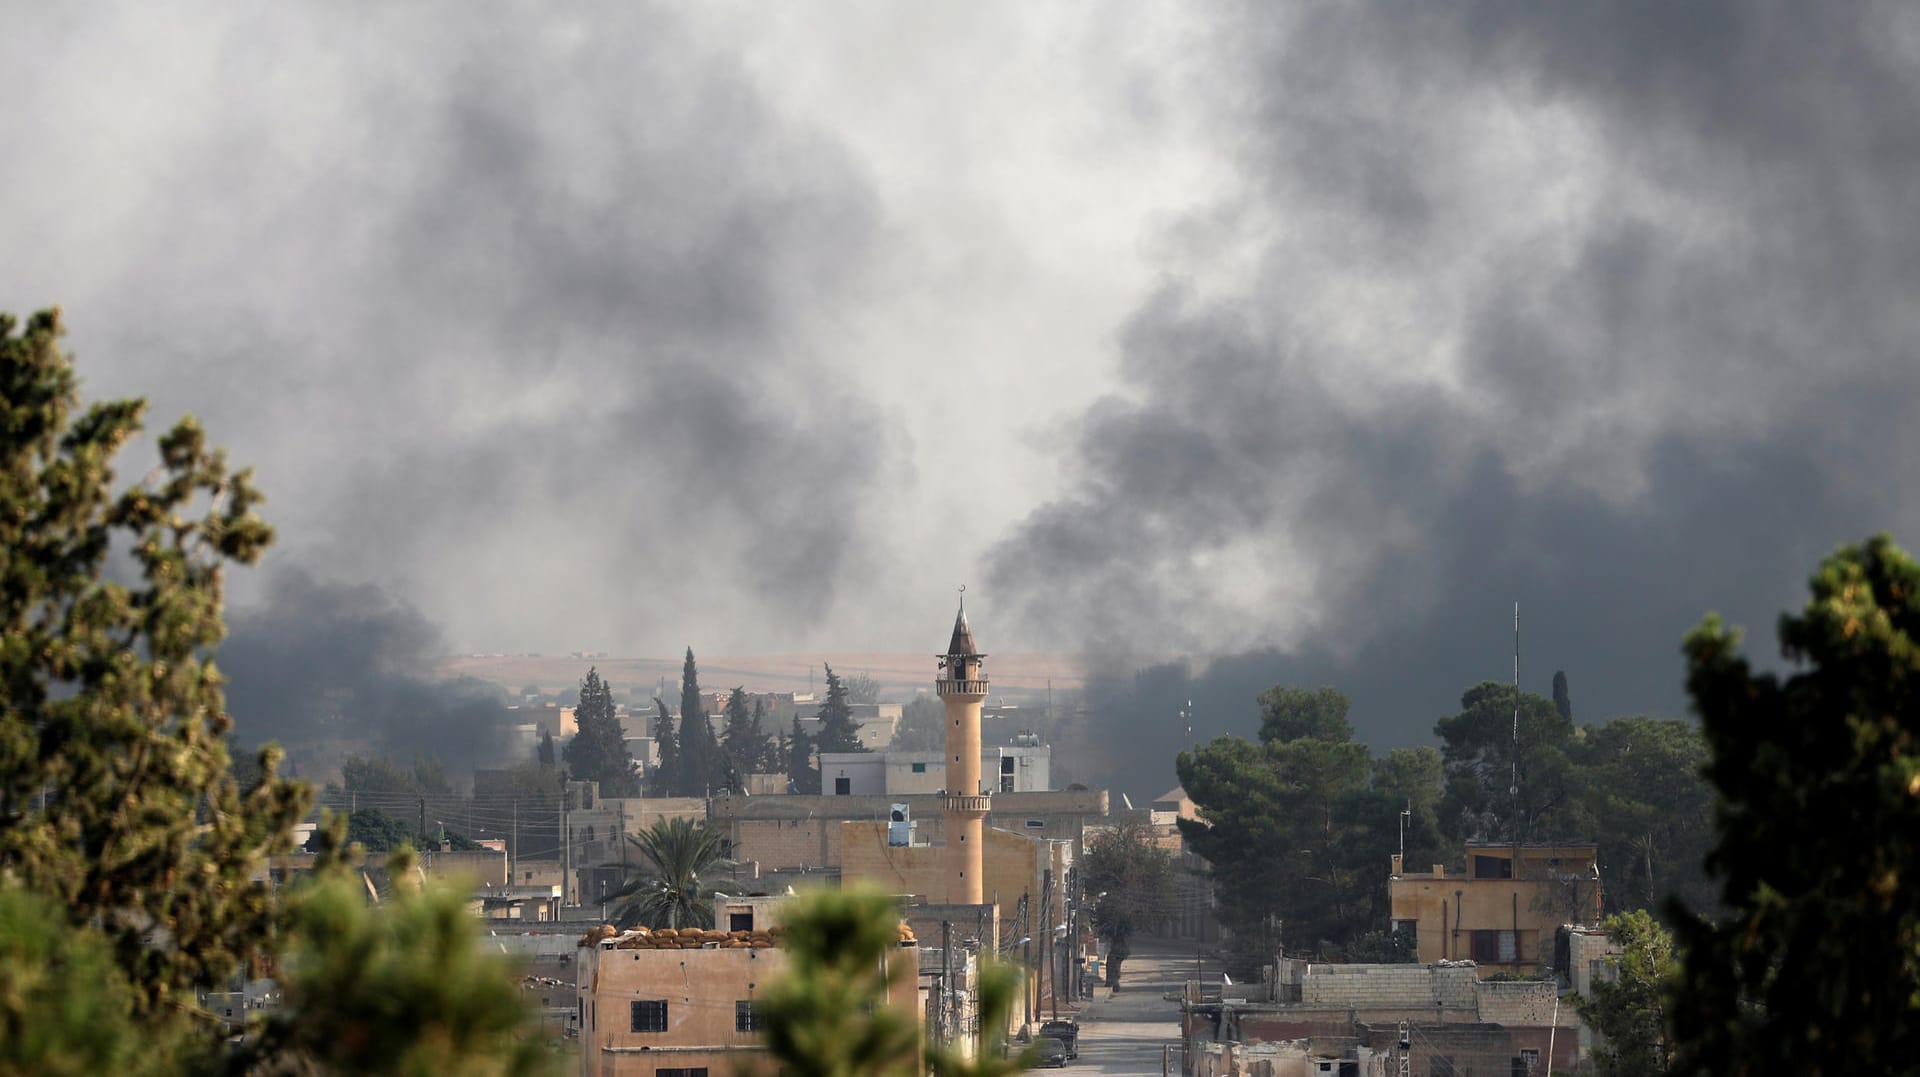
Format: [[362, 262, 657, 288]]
[[787, 714, 819, 794], [751, 697, 778, 771], [650, 696, 680, 797], [677, 649, 726, 795], [721, 687, 757, 787], [814, 664, 866, 753]]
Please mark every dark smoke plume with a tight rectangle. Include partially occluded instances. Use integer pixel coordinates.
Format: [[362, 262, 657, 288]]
[[0, 6, 896, 656], [221, 568, 517, 781], [990, 3, 1920, 800]]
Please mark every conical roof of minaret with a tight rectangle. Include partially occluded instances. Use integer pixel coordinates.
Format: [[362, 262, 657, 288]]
[[946, 603, 980, 657]]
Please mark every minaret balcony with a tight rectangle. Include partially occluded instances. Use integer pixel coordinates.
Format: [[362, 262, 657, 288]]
[[936, 678, 990, 697], [944, 794, 991, 814]]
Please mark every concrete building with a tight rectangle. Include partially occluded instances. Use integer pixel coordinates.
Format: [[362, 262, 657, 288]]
[[574, 905, 922, 1076], [816, 742, 1052, 798], [567, 797, 708, 906], [841, 821, 1072, 932], [710, 788, 1105, 877], [1186, 960, 1580, 1077], [1388, 843, 1603, 975]]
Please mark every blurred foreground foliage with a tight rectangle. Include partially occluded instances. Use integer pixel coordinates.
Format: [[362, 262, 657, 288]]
[[0, 310, 552, 1073]]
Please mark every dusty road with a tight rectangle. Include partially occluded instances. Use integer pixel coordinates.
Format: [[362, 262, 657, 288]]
[[1055, 938, 1196, 1076]]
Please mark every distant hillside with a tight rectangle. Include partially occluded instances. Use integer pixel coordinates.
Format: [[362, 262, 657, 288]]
[[434, 652, 1084, 702]]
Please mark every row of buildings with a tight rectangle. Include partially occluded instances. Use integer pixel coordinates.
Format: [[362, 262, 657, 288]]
[[1176, 841, 1617, 1075], [266, 607, 1627, 1076]]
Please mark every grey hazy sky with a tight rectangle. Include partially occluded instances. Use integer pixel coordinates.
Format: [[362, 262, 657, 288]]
[[6, 4, 1917, 746]]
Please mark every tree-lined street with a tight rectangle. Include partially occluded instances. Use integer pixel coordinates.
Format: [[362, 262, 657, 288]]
[[1064, 937, 1189, 1076]]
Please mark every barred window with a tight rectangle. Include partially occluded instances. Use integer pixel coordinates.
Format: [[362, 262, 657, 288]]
[[630, 999, 667, 1033], [736, 999, 763, 1032]]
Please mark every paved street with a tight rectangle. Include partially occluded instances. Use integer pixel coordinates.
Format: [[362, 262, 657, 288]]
[[1050, 938, 1193, 1076]]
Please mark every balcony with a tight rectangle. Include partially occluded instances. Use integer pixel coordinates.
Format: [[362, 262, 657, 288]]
[[936, 678, 990, 697], [944, 794, 991, 814]]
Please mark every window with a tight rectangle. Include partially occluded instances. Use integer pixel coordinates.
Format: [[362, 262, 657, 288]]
[[1025, 819, 1045, 829], [1517, 1048, 1541, 1075], [834, 777, 851, 795], [630, 999, 668, 1033], [1001, 756, 1016, 774], [1391, 918, 1418, 949], [1471, 930, 1518, 963], [736, 999, 763, 1032], [1001, 775, 1015, 792], [657, 1070, 708, 1077], [730, 911, 754, 932], [1472, 855, 1513, 879], [911, 762, 928, 773]]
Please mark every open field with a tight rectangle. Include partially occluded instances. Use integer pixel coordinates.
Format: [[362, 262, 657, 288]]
[[435, 652, 1085, 701]]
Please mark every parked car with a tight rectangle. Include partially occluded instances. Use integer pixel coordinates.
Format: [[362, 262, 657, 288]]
[[1032, 1036, 1069, 1068], [1038, 1019, 1079, 1059]]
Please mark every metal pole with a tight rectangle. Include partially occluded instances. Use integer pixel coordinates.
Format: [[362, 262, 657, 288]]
[[1022, 892, 1034, 1028], [941, 921, 953, 1049], [560, 793, 570, 908], [1546, 992, 1560, 1076]]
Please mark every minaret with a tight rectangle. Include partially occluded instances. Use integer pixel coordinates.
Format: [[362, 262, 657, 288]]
[[938, 594, 989, 905]]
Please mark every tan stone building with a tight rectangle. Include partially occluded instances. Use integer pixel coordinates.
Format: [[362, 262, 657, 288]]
[[709, 788, 1106, 877], [575, 911, 921, 1077], [840, 820, 1073, 931], [1388, 843, 1603, 974]]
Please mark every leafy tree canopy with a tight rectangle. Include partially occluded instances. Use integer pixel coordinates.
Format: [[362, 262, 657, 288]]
[[1669, 535, 1920, 1074], [245, 843, 556, 1076], [1080, 820, 1177, 986], [1433, 681, 1576, 844], [339, 753, 454, 797], [1257, 685, 1353, 744], [0, 308, 309, 1020], [1578, 909, 1675, 1077]]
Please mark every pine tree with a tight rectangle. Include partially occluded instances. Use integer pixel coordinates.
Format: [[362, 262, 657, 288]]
[[814, 663, 866, 753], [650, 696, 680, 797], [537, 728, 555, 767], [788, 714, 819, 794], [1669, 535, 1920, 1073], [561, 668, 638, 797], [1552, 669, 1573, 723], [0, 309, 309, 1024]]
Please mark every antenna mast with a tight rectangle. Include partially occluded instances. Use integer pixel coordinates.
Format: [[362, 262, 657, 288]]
[[1511, 602, 1520, 840]]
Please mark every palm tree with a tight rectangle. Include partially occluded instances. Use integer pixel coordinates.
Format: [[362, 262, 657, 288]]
[[607, 817, 730, 929]]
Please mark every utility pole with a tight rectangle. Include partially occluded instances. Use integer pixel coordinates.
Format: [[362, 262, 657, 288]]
[[510, 800, 518, 883], [1019, 892, 1034, 1028], [940, 921, 953, 1049], [1040, 868, 1055, 1020], [560, 792, 570, 908]]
